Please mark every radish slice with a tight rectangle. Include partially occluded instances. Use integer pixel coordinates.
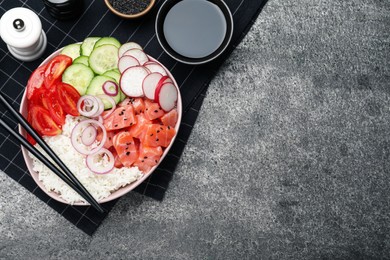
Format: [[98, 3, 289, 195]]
[[118, 55, 140, 73], [102, 80, 119, 96], [144, 62, 167, 76], [120, 66, 150, 97], [118, 42, 143, 57], [142, 72, 163, 100], [122, 49, 149, 65], [156, 82, 178, 112], [86, 148, 115, 174]]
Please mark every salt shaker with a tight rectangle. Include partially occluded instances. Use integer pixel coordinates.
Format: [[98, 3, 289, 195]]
[[42, 0, 84, 20], [0, 7, 47, 62]]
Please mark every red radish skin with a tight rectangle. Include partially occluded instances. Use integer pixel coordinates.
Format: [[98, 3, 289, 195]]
[[155, 82, 178, 112], [118, 42, 143, 57], [120, 66, 150, 97], [122, 49, 149, 65], [142, 72, 163, 100], [118, 55, 140, 73]]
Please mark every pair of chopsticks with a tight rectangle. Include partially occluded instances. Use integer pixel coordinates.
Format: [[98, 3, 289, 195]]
[[0, 92, 105, 213]]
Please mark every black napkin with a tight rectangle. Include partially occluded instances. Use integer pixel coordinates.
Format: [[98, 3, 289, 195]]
[[0, 0, 268, 235]]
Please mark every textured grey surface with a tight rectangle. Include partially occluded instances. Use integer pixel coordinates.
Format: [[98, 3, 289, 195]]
[[1, 0, 390, 259]]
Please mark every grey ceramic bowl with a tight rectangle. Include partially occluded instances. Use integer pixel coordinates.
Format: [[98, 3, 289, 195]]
[[155, 0, 233, 65]]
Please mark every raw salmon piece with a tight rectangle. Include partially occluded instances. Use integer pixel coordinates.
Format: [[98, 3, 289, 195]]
[[118, 98, 134, 107], [128, 113, 152, 139], [160, 108, 178, 128], [103, 105, 136, 131], [134, 145, 163, 173], [144, 99, 165, 120], [132, 97, 145, 115], [109, 146, 123, 168], [96, 129, 118, 149], [113, 131, 138, 167], [142, 124, 176, 148]]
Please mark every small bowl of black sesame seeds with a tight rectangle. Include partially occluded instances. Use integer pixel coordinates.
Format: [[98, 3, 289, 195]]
[[104, 0, 155, 19]]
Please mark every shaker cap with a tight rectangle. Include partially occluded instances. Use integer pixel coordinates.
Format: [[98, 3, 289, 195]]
[[0, 7, 42, 49]]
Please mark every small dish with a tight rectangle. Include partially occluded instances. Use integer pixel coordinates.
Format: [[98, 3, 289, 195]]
[[104, 0, 156, 19], [156, 0, 233, 65]]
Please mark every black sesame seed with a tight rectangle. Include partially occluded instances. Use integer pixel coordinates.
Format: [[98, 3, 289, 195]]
[[126, 152, 130, 156]]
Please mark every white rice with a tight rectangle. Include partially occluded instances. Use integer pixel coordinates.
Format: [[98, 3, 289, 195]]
[[29, 115, 142, 204]]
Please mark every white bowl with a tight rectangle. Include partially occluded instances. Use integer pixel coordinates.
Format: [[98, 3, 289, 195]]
[[19, 47, 182, 206]]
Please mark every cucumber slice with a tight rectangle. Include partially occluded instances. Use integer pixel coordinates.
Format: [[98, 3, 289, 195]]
[[60, 43, 81, 60], [94, 37, 121, 49], [103, 69, 121, 83], [81, 37, 101, 56], [62, 64, 95, 95], [86, 75, 121, 109], [103, 69, 126, 101], [73, 55, 89, 66], [89, 44, 119, 75]]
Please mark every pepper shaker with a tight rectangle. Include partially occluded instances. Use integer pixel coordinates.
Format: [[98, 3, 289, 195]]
[[42, 0, 84, 20], [0, 7, 47, 62]]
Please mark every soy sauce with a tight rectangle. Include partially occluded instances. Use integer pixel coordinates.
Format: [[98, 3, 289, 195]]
[[163, 0, 227, 59]]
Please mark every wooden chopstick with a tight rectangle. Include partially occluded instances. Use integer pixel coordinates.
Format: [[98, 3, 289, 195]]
[[0, 93, 105, 213]]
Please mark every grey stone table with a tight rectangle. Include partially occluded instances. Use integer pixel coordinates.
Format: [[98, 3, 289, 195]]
[[1, 0, 389, 259]]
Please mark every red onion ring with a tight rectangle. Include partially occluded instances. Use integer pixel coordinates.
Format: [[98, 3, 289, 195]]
[[77, 95, 101, 118], [102, 81, 119, 96], [97, 94, 117, 119], [71, 119, 106, 155], [81, 125, 97, 146], [86, 148, 115, 174]]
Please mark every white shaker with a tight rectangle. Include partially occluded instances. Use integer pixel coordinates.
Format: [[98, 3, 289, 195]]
[[0, 7, 47, 62]]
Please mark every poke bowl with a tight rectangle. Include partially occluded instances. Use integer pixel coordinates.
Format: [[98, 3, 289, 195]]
[[19, 37, 182, 206]]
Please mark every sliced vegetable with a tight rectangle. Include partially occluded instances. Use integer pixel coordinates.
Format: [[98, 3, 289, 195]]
[[71, 119, 106, 155], [155, 82, 178, 112], [118, 42, 143, 57], [142, 72, 163, 100], [44, 54, 72, 88], [94, 37, 121, 49], [56, 82, 81, 116], [29, 105, 62, 136], [86, 75, 121, 108], [73, 55, 89, 66], [102, 81, 119, 97], [86, 148, 115, 174], [144, 62, 167, 76], [89, 44, 119, 75], [118, 55, 140, 73], [62, 63, 95, 95], [26, 63, 47, 100], [122, 49, 149, 65], [60, 43, 81, 60], [81, 36, 101, 56], [120, 65, 149, 97]]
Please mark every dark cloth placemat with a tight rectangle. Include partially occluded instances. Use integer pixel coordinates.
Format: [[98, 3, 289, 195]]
[[0, 0, 268, 235]]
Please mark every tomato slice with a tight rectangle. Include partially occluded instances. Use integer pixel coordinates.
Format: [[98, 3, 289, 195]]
[[26, 63, 47, 100], [29, 105, 62, 136], [47, 94, 66, 126], [29, 87, 47, 108], [44, 54, 72, 88], [56, 82, 81, 116]]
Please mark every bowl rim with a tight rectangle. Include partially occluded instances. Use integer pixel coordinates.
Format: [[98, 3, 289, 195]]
[[104, 0, 156, 19], [19, 46, 182, 206], [155, 0, 234, 65]]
